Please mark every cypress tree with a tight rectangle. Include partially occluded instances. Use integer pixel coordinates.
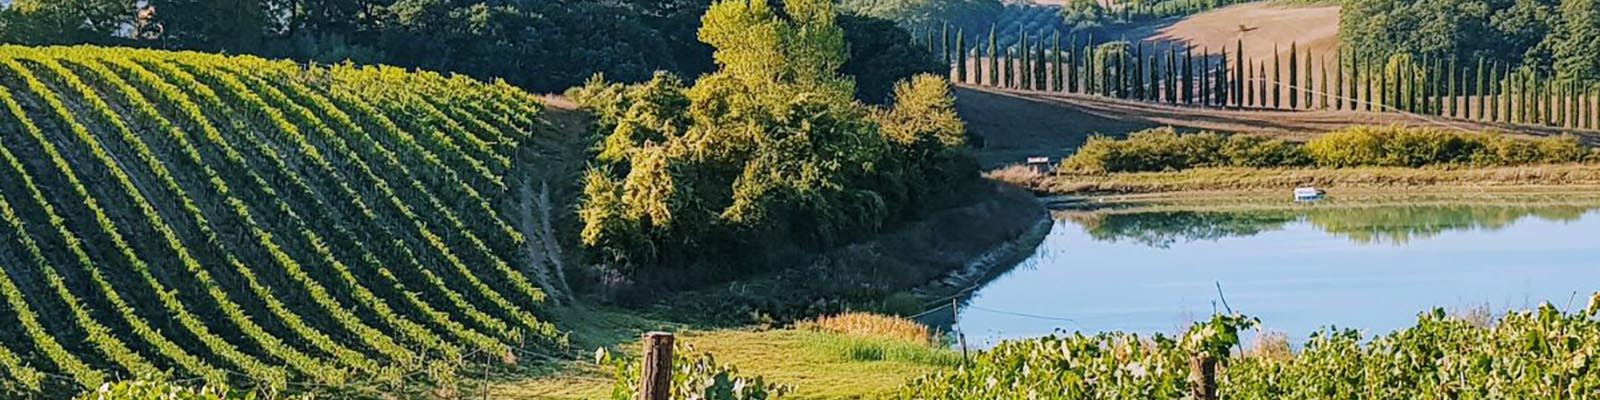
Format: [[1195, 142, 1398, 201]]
[[1321, 54, 1330, 109], [1184, 44, 1194, 104], [1120, 47, 1130, 98], [1335, 49, 1344, 110], [1377, 59, 1387, 111], [1351, 50, 1362, 110], [1087, 43, 1097, 95], [1494, 63, 1505, 122], [1171, 44, 1184, 102], [1134, 41, 1145, 100], [1037, 40, 1049, 92], [1304, 48, 1314, 109], [1246, 59, 1256, 107], [1288, 43, 1298, 109], [1259, 61, 1269, 107], [1448, 58, 1458, 118], [1219, 46, 1229, 107], [1199, 47, 1210, 105], [956, 30, 967, 83], [988, 25, 999, 87], [1403, 57, 1414, 113], [1148, 53, 1159, 101], [1273, 44, 1281, 109], [1053, 32, 1063, 92], [1235, 40, 1244, 106], [1476, 58, 1488, 120], [942, 22, 951, 72], [1020, 32, 1031, 90], [1068, 35, 1078, 93]]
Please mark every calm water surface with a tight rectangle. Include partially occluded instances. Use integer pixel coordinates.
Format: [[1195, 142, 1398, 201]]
[[953, 203, 1600, 348]]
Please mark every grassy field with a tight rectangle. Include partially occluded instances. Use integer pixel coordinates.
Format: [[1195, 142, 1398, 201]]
[[494, 311, 960, 400]]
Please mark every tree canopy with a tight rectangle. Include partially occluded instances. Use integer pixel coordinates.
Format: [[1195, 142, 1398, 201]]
[[570, 0, 973, 289]]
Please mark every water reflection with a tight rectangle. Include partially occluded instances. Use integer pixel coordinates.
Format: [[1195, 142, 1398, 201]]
[[1067, 204, 1600, 247], [952, 201, 1600, 348]]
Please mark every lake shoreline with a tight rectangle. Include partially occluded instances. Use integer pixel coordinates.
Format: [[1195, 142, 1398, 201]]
[[989, 163, 1600, 204]]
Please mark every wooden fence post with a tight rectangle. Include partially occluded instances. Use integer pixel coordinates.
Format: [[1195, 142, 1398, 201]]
[[1189, 354, 1218, 400], [640, 332, 674, 400]]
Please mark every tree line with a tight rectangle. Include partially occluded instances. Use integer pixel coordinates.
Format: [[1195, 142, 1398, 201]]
[[1342, 0, 1600, 84], [919, 27, 1600, 130], [0, 0, 939, 99]]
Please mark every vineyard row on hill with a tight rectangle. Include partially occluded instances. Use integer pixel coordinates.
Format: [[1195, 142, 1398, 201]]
[[0, 46, 561, 397]]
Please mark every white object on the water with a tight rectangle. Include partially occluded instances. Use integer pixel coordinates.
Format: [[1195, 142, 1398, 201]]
[[1294, 187, 1326, 202]]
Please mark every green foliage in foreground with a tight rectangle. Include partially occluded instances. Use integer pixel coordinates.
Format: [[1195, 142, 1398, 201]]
[[569, 0, 975, 288], [1060, 126, 1597, 173], [73, 378, 310, 400], [601, 346, 791, 400], [902, 297, 1600, 399]]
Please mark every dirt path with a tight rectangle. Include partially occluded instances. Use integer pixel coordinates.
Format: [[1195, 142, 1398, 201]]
[[958, 86, 1600, 167]]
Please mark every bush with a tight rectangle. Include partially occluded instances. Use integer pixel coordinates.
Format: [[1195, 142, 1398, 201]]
[[1061, 126, 1592, 173], [1060, 128, 1309, 173], [1305, 126, 1590, 167]]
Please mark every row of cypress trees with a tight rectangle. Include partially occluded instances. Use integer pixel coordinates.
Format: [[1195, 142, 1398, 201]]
[[918, 27, 1600, 130]]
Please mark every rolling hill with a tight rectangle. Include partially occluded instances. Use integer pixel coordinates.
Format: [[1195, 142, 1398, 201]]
[[0, 46, 568, 396]]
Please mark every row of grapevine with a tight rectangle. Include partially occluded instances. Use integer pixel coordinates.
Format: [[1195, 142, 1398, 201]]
[[928, 30, 1600, 130], [902, 302, 1600, 398], [0, 46, 560, 397]]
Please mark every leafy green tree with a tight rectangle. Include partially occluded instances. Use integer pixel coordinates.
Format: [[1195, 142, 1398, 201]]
[[577, 0, 972, 284], [0, 0, 129, 44], [1555, 0, 1600, 82]]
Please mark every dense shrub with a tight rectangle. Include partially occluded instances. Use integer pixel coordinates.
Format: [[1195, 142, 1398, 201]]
[[572, 0, 975, 291], [1060, 128, 1310, 173], [1304, 126, 1590, 167], [1060, 126, 1592, 173]]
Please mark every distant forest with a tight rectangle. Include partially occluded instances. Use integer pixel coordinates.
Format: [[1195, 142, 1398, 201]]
[[0, 0, 940, 100], [1343, 0, 1600, 83]]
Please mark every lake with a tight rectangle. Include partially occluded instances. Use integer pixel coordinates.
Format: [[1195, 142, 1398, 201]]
[[950, 200, 1600, 348]]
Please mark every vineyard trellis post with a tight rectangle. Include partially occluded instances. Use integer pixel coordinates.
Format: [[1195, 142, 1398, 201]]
[[639, 332, 673, 400], [1189, 354, 1218, 400]]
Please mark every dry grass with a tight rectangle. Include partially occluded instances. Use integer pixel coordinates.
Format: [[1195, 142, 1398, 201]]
[[797, 312, 935, 346], [1043, 164, 1600, 195], [984, 164, 1047, 189], [1244, 331, 1294, 361]]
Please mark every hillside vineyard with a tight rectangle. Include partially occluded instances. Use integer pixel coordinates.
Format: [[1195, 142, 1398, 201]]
[[0, 46, 560, 394]]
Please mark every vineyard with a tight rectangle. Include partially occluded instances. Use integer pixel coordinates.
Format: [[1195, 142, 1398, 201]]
[[901, 303, 1600, 399], [926, 30, 1600, 131], [0, 46, 563, 397]]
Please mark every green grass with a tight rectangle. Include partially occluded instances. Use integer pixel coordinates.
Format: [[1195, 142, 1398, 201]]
[[494, 324, 960, 400]]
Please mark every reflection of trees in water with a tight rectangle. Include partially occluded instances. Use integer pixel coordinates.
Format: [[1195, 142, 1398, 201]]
[[1067, 211, 1297, 248], [1071, 205, 1600, 247]]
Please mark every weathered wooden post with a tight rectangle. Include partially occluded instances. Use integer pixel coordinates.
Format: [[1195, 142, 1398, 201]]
[[640, 332, 674, 400], [1189, 353, 1218, 400]]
